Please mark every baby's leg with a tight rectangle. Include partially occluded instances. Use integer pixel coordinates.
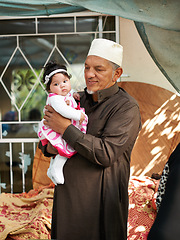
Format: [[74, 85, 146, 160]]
[[50, 155, 67, 184], [47, 157, 57, 185]]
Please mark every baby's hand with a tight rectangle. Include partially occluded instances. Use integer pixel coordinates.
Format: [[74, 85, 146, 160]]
[[79, 113, 85, 125], [65, 100, 70, 105], [73, 92, 80, 101]]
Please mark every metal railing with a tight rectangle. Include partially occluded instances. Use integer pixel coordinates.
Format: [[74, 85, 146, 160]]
[[0, 121, 39, 193], [0, 13, 119, 193]]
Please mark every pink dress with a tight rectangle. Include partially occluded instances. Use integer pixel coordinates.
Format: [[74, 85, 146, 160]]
[[38, 91, 88, 184]]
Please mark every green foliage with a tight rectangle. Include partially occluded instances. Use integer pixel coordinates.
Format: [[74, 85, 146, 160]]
[[12, 68, 47, 120]]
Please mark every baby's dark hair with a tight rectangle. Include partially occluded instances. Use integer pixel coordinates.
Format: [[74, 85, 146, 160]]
[[43, 61, 71, 91]]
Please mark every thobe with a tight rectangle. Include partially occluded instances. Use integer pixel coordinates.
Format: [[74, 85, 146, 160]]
[[40, 82, 141, 240]]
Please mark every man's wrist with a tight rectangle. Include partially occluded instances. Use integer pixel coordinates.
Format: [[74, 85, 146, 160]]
[[62, 122, 71, 135], [63, 124, 84, 149]]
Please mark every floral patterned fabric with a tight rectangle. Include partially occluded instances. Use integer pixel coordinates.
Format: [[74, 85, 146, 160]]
[[128, 176, 158, 240], [0, 177, 158, 240], [0, 185, 54, 240]]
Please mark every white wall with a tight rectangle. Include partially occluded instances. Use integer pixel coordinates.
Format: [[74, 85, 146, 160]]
[[119, 17, 177, 94]]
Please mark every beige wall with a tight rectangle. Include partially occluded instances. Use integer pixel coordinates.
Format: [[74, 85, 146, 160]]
[[119, 17, 177, 94]]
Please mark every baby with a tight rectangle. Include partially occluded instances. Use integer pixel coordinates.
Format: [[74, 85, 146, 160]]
[[38, 61, 88, 185]]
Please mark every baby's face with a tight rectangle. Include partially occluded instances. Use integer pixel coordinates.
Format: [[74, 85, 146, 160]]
[[50, 73, 71, 96]]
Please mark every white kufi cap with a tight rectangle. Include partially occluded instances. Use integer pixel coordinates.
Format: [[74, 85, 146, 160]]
[[87, 38, 123, 67]]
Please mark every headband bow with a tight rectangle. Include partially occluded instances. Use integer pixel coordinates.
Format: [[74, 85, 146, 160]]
[[44, 69, 68, 85]]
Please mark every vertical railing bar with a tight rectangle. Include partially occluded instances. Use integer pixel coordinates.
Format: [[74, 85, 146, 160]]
[[9, 142, 13, 193], [98, 15, 103, 38], [55, 34, 57, 47], [18, 108, 21, 122], [115, 16, 120, 44], [21, 142, 25, 193], [74, 16, 76, 33], [35, 17, 38, 34], [0, 122, 2, 139], [33, 141, 36, 156]]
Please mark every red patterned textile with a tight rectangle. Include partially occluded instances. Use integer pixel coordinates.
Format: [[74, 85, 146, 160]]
[[0, 184, 54, 240], [0, 177, 158, 239], [128, 176, 158, 240]]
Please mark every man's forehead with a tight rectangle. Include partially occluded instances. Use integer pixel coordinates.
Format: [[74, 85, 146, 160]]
[[85, 55, 110, 66]]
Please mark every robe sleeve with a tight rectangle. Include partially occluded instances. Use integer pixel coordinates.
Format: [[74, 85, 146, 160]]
[[63, 101, 141, 167]]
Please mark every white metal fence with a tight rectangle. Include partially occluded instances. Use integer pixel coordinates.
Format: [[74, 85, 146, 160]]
[[0, 121, 39, 193], [0, 12, 119, 193]]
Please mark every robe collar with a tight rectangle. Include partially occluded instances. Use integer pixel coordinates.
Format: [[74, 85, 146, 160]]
[[85, 82, 119, 103]]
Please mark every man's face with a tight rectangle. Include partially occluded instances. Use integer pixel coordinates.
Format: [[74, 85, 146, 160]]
[[84, 55, 115, 92]]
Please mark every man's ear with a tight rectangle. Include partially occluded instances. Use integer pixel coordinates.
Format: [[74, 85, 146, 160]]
[[113, 67, 123, 82]]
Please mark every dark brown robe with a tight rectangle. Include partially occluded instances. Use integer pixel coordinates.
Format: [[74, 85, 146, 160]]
[[41, 83, 141, 240]]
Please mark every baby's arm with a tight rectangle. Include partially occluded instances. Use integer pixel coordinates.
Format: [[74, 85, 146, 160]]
[[50, 95, 83, 121], [71, 92, 85, 124], [79, 112, 86, 124]]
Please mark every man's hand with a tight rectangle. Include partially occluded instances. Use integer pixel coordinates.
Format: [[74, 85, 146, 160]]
[[73, 92, 81, 101], [43, 105, 71, 135]]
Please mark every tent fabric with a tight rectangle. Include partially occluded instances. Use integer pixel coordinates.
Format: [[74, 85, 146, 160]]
[[135, 22, 180, 93], [0, 0, 179, 93], [0, 1, 85, 16]]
